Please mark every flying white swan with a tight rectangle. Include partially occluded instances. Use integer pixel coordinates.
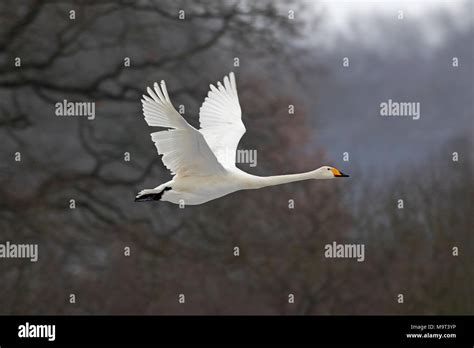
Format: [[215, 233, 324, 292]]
[[135, 72, 349, 205]]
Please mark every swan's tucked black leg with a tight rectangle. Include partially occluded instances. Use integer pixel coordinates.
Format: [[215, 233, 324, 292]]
[[135, 187, 172, 202]]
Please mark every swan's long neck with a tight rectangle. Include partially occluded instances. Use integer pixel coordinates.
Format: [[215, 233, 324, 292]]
[[250, 171, 317, 189]]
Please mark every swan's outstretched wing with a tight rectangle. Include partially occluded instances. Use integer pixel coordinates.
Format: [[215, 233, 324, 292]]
[[199, 72, 246, 169], [141, 80, 226, 177]]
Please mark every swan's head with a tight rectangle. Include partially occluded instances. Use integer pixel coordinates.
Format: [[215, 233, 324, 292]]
[[314, 166, 350, 179]]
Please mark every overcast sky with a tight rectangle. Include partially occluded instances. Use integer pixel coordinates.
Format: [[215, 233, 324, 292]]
[[315, 0, 470, 48], [297, 0, 473, 173]]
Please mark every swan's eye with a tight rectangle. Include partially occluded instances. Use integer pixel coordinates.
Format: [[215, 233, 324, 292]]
[[327, 168, 330, 170]]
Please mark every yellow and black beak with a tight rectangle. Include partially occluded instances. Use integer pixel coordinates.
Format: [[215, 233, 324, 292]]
[[331, 167, 350, 178]]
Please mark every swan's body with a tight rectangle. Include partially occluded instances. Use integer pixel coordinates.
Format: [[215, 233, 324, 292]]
[[135, 72, 348, 205]]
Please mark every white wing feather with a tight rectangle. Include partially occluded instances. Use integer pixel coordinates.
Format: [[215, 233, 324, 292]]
[[199, 72, 246, 169], [141, 80, 225, 177]]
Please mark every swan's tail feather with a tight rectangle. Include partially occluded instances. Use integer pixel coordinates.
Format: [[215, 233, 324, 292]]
[[134, 187, 172, 202]]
